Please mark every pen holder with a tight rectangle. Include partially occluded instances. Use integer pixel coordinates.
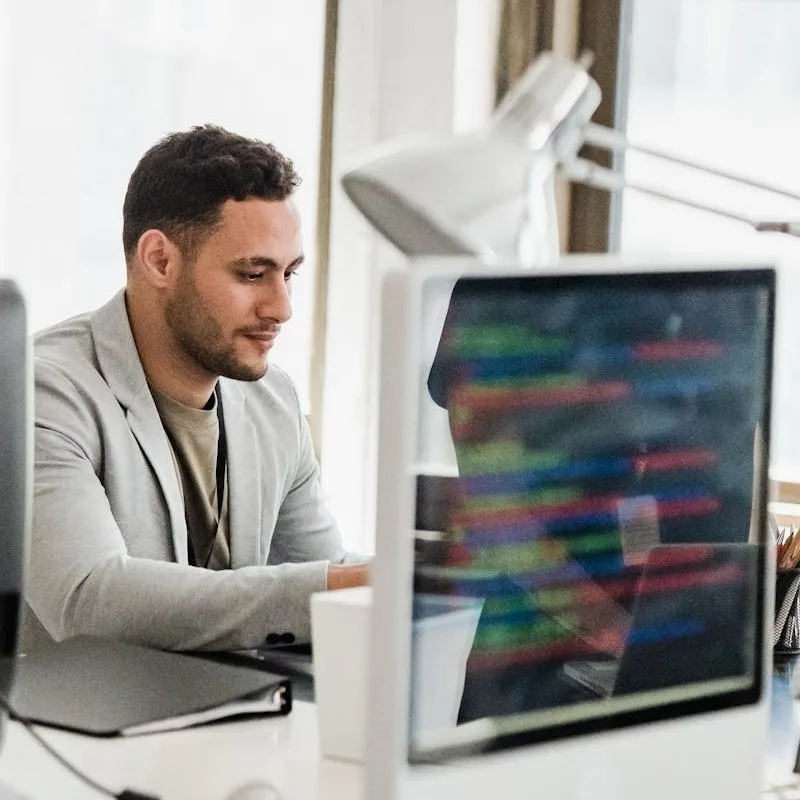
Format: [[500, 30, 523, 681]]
[[774, 568, 800, 654]]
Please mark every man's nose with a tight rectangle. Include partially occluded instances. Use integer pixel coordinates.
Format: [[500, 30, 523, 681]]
[[256, 276, 292, 324]]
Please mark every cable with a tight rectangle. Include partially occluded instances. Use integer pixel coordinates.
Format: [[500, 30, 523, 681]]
[[227, 780, 284, 800], [0, 692, 159, 800]]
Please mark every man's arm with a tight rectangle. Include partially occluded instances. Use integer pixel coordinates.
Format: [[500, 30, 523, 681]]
[[327, 563, 370, 589], [29, 362, 332, 651]]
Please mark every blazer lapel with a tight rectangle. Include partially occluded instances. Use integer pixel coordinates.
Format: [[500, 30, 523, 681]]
[[125, 396, 189, 564], [219, 380, 263, 568], [90, 291, 188, 563]]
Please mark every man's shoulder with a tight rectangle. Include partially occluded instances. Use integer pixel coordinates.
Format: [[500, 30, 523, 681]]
[[32, 300, 131, 423], [229, 363, 303, 425], [260, 362, 298, 399], [33, 291, 126, 372], [33, 311, 99, 383], [31, 311, 116, 449]]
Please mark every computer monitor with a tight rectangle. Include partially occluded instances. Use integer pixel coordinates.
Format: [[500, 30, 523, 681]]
[[368, 255, 775, 800], [0, 281, 28, 750]]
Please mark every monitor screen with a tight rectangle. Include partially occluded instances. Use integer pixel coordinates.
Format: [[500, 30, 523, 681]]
[[409, 269, 774, 762]]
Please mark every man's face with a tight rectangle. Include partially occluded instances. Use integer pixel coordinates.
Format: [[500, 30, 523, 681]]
[[164, 197, 302, 382]]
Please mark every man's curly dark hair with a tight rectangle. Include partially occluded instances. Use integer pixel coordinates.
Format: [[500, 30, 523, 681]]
[[122, 124, 301, 263]]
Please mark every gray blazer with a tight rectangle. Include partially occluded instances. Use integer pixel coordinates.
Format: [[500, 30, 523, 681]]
[[25, 290, 358, 651]]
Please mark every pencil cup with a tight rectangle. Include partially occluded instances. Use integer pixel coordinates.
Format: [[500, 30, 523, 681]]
[[774, 568, 800, 654]]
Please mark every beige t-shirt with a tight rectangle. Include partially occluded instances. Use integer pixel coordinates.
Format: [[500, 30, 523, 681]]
[[150, 385, 230, 570]]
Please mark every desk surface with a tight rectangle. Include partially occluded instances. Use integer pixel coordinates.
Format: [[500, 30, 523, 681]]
[[3, 661, 800, 800], [0, 701, 362, 800]]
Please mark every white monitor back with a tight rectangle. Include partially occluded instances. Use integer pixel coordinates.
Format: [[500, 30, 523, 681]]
[[368, 254, 774, 800]]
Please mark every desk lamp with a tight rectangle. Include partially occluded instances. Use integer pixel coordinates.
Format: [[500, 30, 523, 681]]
[[341, 52, 800, 259], [346, 52, 783, 800]]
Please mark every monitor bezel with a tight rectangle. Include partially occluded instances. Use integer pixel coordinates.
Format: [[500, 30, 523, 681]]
[[0, 279, 29, 757], [370, 256, 776, 773]]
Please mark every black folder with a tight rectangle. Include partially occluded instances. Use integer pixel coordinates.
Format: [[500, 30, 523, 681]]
[[9, 636, 291, 736]]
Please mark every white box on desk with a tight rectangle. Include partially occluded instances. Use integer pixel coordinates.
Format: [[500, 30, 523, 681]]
[[311, 586, 371, 763], [311, 586, 482, 763]]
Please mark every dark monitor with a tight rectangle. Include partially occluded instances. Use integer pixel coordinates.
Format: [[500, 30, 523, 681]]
[[414, 267, 773, 759], [0, 281, 28, 748]]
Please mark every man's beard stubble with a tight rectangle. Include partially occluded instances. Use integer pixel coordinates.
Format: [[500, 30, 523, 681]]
[[164, 272, 268, 383]]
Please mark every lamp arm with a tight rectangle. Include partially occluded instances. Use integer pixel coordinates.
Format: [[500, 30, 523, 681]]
[[560, 156, 800, 237], [582, 123, 800, 204]]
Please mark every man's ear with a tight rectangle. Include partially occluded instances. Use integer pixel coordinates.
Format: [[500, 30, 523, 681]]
[[136, 229, 180, 288]]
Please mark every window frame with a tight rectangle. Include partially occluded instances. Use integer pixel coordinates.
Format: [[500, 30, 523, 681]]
[[308, 0, 340, 454], [495, 0, 634, 255], [566, 0, 633, 254]]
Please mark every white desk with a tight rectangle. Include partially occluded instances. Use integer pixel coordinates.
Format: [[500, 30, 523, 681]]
[[0, 702, 363, 800], [3, 664, 799, 799]]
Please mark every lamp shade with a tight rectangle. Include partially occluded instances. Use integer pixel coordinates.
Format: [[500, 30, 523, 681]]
[[341, 133, 536, 261], [340, 53, 600, 262]]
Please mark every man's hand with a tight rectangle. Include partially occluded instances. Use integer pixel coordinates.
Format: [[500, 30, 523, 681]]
[[326, 563, 370, 590]]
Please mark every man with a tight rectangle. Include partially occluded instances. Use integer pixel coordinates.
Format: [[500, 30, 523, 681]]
[[24, 125, 368, 653]]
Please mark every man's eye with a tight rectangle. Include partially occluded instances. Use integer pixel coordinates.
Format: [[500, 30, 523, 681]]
[[285, 270, 300, 282], [241, 273, 264, 282]]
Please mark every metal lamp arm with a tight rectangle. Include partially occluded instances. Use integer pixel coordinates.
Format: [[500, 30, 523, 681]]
[[564, 122, 800, 237]]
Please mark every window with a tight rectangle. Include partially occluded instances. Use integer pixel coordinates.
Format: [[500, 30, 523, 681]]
[[0, 0, 325, 410], [618, 0, 800, 474]]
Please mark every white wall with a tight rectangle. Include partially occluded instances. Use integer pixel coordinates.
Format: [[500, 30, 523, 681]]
[[0, 0, 325, 408], [320, 0, 500, 552]]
